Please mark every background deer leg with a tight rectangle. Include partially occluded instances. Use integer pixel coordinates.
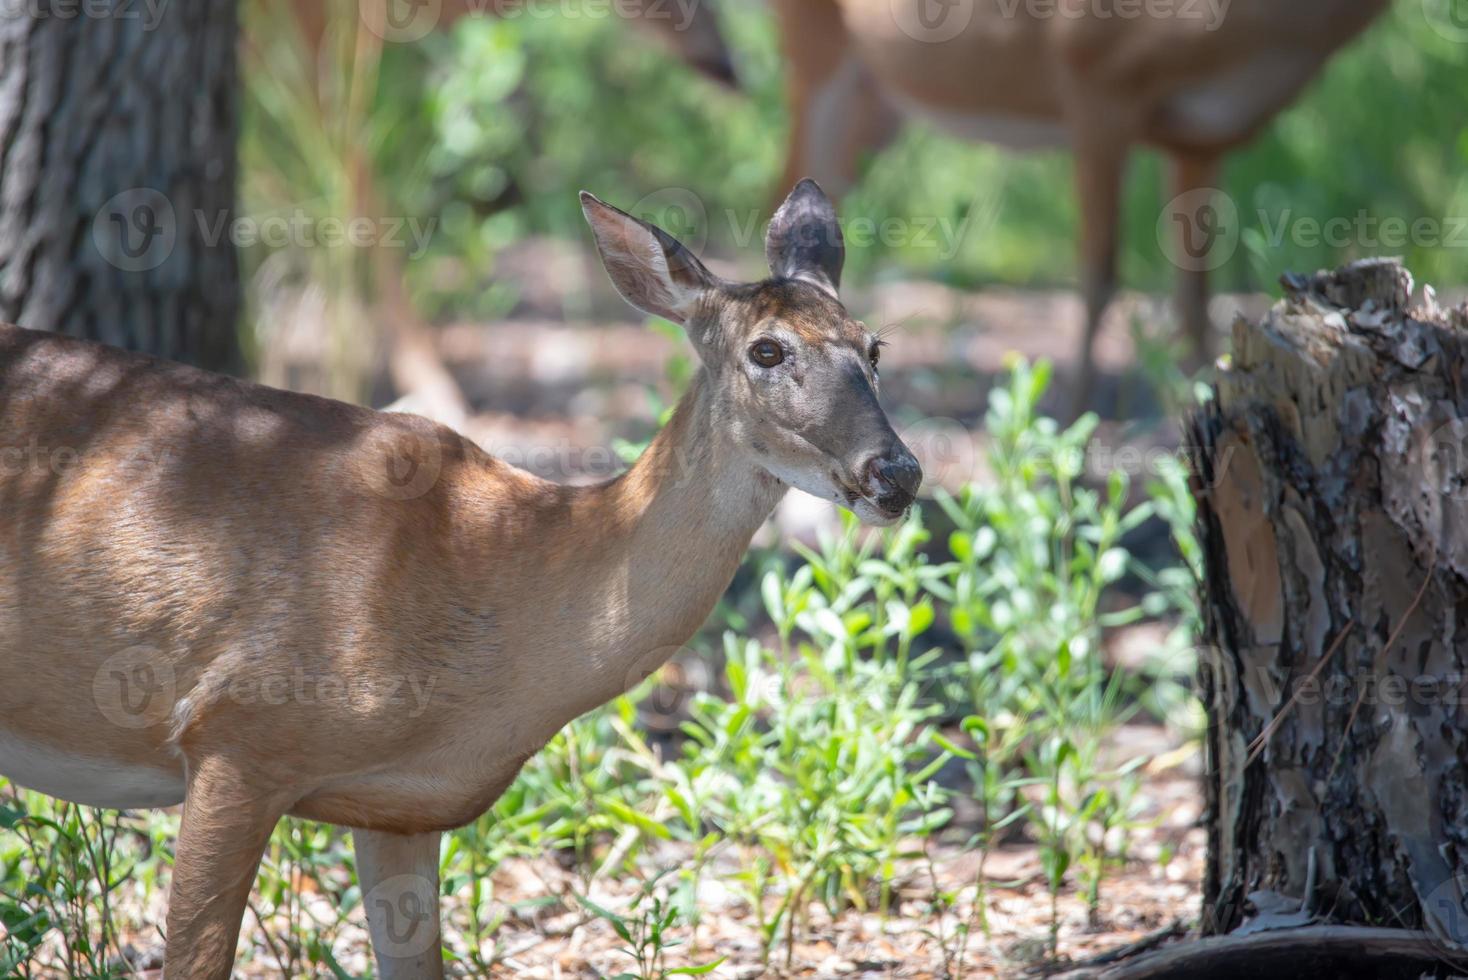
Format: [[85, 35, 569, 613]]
[[772, 0, 897, 201], [1167, 151, 1222, 373], [354, 828, 446, 980], [1071, 135, 1128, 416], [164, 757, 291, 980]]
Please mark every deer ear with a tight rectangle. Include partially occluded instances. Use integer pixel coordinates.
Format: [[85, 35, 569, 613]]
[[580, 192, 716, 326], [765, 178, 843, 298]]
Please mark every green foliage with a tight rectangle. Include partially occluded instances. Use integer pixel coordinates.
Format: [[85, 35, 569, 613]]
[[579, 872, 726, 980]]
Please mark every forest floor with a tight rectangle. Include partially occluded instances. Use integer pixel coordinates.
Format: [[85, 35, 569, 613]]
[[243, 735, 1204, 979], [106, 724, 1201, 978]]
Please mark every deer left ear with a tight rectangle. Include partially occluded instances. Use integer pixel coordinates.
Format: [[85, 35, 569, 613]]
[[581, 191, 716, 326], [765, 178, 844, 298]]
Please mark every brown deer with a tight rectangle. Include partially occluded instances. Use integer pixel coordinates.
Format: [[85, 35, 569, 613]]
[[771, 0, 1390, 406], [0, 179, 920, 979]]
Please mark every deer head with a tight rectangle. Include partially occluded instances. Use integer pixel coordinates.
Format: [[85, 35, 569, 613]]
[[581, 179, 922, 524]]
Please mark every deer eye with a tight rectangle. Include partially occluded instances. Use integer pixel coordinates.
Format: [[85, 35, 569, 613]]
[[749, 339, 784, 368], [869, 341, 885, 371]]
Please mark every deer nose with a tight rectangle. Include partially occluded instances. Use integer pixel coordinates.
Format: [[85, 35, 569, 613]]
[[864, 446, 923, 512]]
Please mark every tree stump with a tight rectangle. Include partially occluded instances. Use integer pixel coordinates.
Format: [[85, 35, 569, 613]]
[[1189, 258, 1468, 949]]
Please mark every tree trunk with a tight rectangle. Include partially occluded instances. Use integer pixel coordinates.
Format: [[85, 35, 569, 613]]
[[0, 0, 241, 373], [1189, 258, 1468, 949]]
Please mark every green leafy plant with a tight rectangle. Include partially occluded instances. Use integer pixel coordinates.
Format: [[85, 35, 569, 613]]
[[578, 873, 726, 980]]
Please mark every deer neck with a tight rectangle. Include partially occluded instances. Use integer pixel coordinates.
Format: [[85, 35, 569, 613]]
[[514, 369, 786, 703]]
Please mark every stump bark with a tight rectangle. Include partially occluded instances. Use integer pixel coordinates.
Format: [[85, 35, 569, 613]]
[[1190, 258, 1468, 949]]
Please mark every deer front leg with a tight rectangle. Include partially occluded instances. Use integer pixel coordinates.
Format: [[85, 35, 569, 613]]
[[1070, 133, 1128, 417], [165, 757, 291, 979], [354, 828, 446, 979], [1166, 150, 1222, 374], [771, 0, 897, 202]]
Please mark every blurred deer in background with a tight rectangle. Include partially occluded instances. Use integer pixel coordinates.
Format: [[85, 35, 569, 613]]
[[771, 0, 1390, 407], [0, 179, 919, 979], [246, 0, 737, 421]]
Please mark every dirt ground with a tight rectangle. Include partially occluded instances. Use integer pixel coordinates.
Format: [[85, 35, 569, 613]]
[[163, 730, 1200, 979]]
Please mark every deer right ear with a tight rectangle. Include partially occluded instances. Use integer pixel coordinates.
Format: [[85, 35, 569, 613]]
[[765, 178, 844, 298], [580, 192, 716, 326]]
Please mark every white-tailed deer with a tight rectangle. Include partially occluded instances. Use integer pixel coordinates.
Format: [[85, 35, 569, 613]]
[[0, 180, 919, 979], [772, 0, 1390, 405]]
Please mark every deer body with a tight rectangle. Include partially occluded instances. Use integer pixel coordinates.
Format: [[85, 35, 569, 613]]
[[0, 181, 918, 978], [0, 326, 773, 820], [775, 0, 1390, 403]]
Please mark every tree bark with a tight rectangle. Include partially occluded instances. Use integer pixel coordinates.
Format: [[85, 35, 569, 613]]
[[1189, 258, 1468, 947], [0, 0, 241, 373]]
